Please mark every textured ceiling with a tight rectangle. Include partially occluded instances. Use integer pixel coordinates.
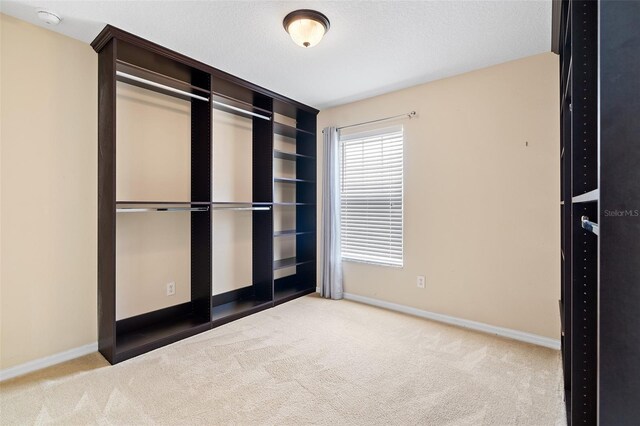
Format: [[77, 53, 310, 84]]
[[1, 1, 552, 109]]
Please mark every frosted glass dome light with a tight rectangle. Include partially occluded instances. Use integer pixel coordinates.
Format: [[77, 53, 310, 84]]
[[283, 10, 330, 48]]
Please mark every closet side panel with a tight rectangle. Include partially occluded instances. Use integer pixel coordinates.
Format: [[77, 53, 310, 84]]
[[98, 40, 117, 362], [599, 1, 640, 423]]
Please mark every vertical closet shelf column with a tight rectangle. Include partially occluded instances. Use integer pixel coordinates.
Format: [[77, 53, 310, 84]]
[[296, 112, 317, 296], [559, 0, 573, 398], [252, 97, 274, 303], [271, 104, 318, 304], [191, 71, 213, 323], [569, 2, 598, 424]]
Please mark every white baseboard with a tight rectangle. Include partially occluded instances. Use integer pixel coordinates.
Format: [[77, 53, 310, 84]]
[[343, 292, 561, 350], [0, 342, 98, 382]]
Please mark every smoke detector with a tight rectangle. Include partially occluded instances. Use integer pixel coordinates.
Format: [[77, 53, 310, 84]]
[[36, 9, 62, 25]]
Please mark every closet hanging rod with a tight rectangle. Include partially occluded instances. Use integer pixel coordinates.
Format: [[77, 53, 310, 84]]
[[581, 216, 599, 236], [212, 92, 273, 116], [212, 100, 271, 121], [115, 71, 271, 120], [116, 207, 210, 213], [116, 71, 210, 102], [212, 206, 271, 211], [324, 111, 417, 133]]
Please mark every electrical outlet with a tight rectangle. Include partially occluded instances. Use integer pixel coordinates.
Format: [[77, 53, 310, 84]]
[[166, 281, 176, 296], [417, 276, 426, 289]]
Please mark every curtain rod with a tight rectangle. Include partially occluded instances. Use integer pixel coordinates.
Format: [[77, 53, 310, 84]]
[[323, 111, 416, 133]]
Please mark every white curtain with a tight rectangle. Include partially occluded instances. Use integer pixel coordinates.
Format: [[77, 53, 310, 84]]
[[321, 127, 343, 299]]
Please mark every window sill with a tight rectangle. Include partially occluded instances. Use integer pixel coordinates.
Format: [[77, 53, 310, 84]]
[[341, 258, 403, 268]]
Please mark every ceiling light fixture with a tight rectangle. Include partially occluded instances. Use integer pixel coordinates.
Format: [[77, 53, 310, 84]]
[[283, 9, 330, 48], [36, 9, 62, 25]]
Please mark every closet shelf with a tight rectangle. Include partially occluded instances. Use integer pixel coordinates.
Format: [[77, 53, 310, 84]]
[[273, 150, 315, 161], [274, 122, 315, 139], [274, 286, 315, 304], [572, 189, 599, 203], [274, 257, 313, 270], [273, 277, 316, 305], [211, 299, 271, 322], [115, 308, 210, 362]]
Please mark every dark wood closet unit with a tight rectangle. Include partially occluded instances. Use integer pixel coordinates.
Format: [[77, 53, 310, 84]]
[[552, 1, 640, 424], [272, 99, 318, 304], [92, 25, 318, 364]]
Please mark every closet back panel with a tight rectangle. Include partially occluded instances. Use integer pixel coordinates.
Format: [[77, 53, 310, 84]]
[[274, 113, 296, 127], [212, 210, 253, 295], [213, 110, 252, 201], [116, 212, 191, 320], [115, 82, 193, 320], [212, 110, 253, 295], [116, 83, 191, 201]]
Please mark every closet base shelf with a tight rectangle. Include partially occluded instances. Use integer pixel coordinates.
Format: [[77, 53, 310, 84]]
[[114, 307, 210, 363], [211, 299, 272, 326], [274, 275, 316, 305], [274, 287, 315, 305]]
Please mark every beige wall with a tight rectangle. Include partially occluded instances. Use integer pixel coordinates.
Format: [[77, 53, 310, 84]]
[[0, 14, 98, 368], [318, 52, 560, 339]]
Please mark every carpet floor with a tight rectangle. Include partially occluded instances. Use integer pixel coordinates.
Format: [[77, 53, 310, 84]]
[[1, 295, 566, 425]]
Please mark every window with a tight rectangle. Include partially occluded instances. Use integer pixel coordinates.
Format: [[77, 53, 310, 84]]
[[340, 126, 403, 267]]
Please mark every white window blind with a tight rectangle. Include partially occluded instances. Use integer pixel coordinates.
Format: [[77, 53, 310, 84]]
[[340, 126, 404, 267]]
